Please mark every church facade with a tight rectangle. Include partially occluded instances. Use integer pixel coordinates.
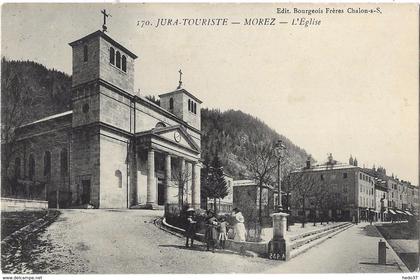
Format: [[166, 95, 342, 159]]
[[10, 30, 202, 209]]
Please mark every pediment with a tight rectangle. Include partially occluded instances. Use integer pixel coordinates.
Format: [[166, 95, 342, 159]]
[[152, 125, 199, 152]]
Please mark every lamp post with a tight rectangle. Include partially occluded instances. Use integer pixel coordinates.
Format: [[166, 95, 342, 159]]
[[274, 139, 286, 212]]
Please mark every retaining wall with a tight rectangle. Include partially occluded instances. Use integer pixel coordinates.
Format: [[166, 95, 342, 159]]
[[1, 197, 48, 212]]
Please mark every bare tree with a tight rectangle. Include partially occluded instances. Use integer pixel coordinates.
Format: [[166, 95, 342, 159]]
[[171, 161, 193, 209], [289, 171, 320, 228], [240, 139, 278, 226], [310, 180, 330, 225]]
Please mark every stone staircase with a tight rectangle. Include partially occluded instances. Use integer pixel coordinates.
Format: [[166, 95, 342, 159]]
[[157, 216, 354, 260], [288, 222, 354, 259], [130, 204, 165, 210]]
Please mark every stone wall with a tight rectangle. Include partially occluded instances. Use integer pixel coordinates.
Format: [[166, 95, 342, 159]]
[[70, 126, 100, 207], [10, 115, 72, 206], [72, 84, 100, 128], [99, 86, 131, 132], [1, 198, 48, 211], [99, 37, 135, 94], [71, 37, 100, 87], [181, 94, 201, 130], [160, 91, 201, 131], [99, 130, 129, 208]]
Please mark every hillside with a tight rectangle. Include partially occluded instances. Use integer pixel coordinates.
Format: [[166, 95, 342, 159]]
[[201, 108, 310, 178], [1, 59, 72, 123], [1, 59, 310, 178]]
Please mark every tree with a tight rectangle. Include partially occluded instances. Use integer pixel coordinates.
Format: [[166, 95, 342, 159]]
[[200, 156, 211, 210], [289, 171, 319, 228], [1, 57, 33, 195], [310, 180, 330, 225], [144, 95, 160, 106], [201, 154, 229, 212], [240, 139, 278, 226], [171, 160, 192, 208]]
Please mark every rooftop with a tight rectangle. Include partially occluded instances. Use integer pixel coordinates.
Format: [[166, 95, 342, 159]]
[[233, 180, 274, 190], [20, 110, 73, 128], [69, 30, 138, 59], [159, 88, 203, 104]]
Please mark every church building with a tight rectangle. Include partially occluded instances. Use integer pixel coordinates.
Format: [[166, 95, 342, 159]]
[[10, 28, 202, 209]]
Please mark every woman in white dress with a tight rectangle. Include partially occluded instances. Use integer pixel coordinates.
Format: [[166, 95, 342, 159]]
[[233, 208, 246, 242]]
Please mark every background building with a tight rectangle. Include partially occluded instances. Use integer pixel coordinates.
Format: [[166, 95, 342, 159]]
[[289, 154, 376, 222], [232, 180, 277, 227], [206, 173, 234, 213]]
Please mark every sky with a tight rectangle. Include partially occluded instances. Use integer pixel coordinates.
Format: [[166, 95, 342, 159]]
[[2, 3, 418, 184]]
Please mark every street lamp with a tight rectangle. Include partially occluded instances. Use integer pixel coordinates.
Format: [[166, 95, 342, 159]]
[[274, 139, 286, 212]]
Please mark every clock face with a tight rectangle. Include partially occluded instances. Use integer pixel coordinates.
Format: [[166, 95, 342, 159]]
[[174, 131, 181, 143]]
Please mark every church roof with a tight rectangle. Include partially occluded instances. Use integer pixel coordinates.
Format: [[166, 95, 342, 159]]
[[20, 110, 73, 128], [69, 30, 138, 59], [159, 88, 202, 104]]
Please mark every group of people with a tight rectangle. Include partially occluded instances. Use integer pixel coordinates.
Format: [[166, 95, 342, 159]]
[[185, 207, 247, 252]]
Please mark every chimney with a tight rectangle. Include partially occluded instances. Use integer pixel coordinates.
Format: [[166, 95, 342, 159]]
[[306, 156, 311, 169]]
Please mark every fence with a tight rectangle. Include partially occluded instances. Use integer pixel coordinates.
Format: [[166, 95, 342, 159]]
[[1, 180, 47, 201]]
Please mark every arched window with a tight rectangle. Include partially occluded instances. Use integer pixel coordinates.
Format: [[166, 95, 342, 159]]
[[122, 55, 127, 72], [115, 170, 122, 188], [14, 157, 21, 179], [155, 122, 166, 128], [110, 47, 115, 65], [169, 97, 174, 110], [60, 148, 68, 176], [83, 45, 88, 62], [28, 154, 35, 180], [44, 151, 51, 177], [116, 51, 121, 68], [188, 99, 191, 111]]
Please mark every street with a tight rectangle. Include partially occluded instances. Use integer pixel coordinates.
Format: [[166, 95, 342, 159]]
[[2, 209, 279, 274], [267, 222, 404, 273], [1, 209, 406, 274]]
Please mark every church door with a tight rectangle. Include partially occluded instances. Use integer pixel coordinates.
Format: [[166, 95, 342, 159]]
[[81, 179, 91, 204], [158, 183, 164, 205]]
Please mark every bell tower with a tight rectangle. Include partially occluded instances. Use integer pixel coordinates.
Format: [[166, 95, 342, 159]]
[[159, 70, 202, 130], [159, 88, 202, 130], [69, 29, 137, 128]]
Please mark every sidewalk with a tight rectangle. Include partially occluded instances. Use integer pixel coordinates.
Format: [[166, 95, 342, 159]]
[[266, 222, 405, 273]]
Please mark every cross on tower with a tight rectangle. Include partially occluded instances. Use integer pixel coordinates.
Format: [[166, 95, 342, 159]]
[[101, 9, 111, 32], [177, 69, 183, 89]]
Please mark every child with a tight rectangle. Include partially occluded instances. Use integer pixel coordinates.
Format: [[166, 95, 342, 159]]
[[185, 208, 197, 248], [218, 217, 229, 249], [205, 210, 218, 252]]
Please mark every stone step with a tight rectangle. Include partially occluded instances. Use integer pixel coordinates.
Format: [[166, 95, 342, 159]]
[[289, 222, 351, 251], [289, 222, 350, 242], [289, 223, 354, 259], [130, 204, 164, 210]]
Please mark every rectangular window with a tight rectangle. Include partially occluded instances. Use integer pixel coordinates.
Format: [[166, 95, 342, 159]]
[[343, 172, 347, 179], [83, 45, 88, 62], [320, 174, 324, 181]]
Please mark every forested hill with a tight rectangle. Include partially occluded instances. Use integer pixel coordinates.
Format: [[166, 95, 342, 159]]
[[201, 108, 310, 178], [2, 59, 310, 178], [1, 59, 72, 122]]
